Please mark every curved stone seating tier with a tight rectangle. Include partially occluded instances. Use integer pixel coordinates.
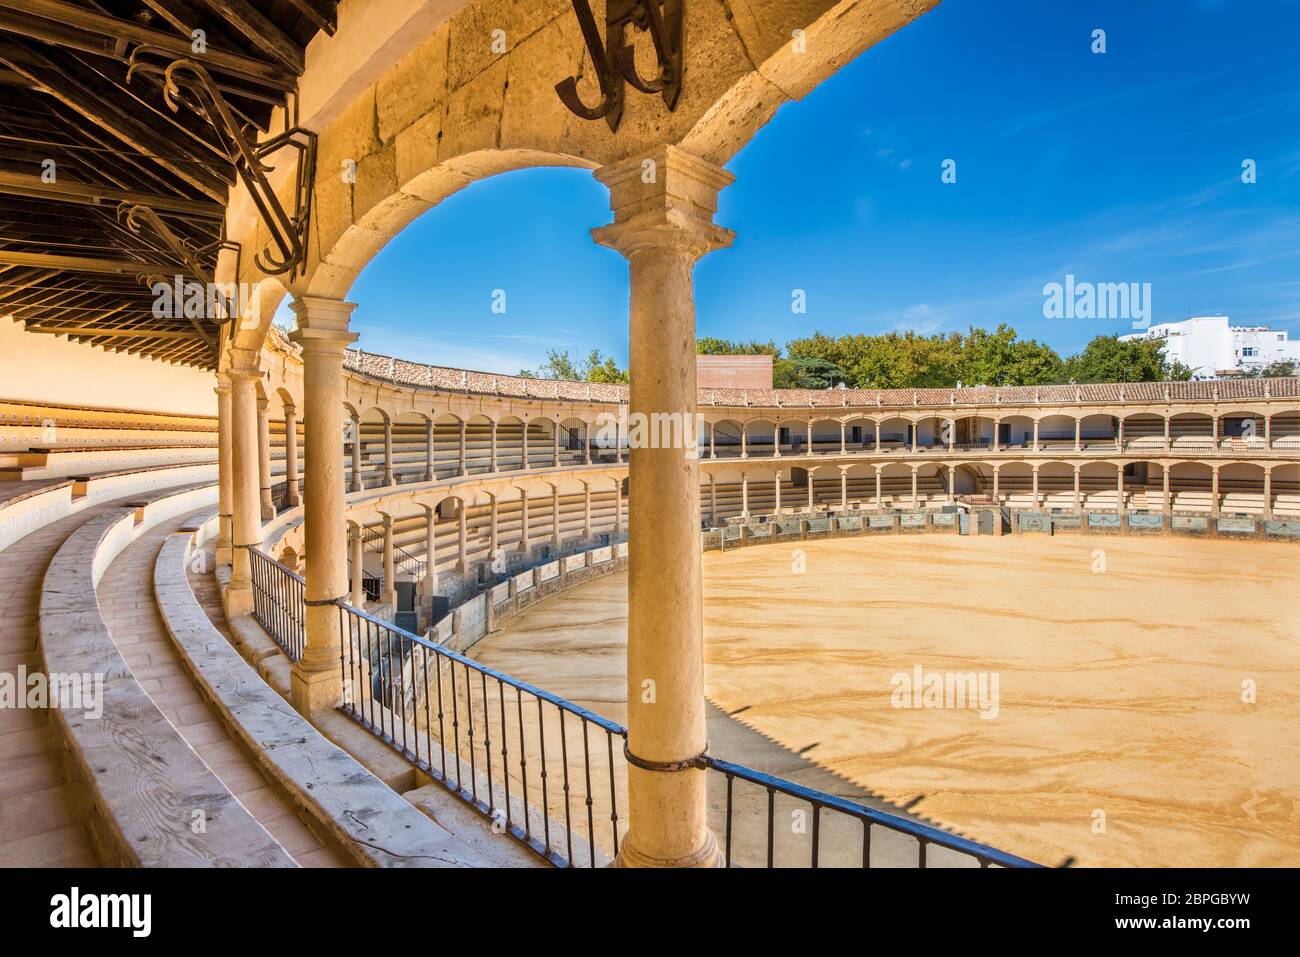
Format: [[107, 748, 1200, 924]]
[[0, 462, 220, 554], [0, 445, 216, 481], [33, 483, 298, 866], [154, 520, 521, 867]]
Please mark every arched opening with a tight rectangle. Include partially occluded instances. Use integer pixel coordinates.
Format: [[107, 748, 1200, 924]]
[[1168, 462, 1215, 512], [1170, 413, 1215, 450], [1122, 413, 1166, 451]]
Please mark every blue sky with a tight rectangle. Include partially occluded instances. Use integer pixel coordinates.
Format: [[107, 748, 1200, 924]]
[[322, 0, 1300, 374]]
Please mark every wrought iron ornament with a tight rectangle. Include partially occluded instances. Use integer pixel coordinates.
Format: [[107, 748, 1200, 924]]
[[556, 0, 684, 132]]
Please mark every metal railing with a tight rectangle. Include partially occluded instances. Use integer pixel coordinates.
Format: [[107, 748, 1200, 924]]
[[335, 599, 625, 868], [247, 547, 304, 661], [362, 524, 427, 579], [245, 546, 1042, 868]]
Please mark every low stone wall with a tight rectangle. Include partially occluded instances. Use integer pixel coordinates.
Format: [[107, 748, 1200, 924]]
[[433, 541, 631, 653], [708, 506, 1300, 547]]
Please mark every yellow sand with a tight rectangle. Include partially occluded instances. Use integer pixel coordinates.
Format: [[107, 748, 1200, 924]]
[[473, 534, 1300, 867]]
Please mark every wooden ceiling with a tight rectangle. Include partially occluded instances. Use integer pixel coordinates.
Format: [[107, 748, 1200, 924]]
[[0, 0, 336, 368]]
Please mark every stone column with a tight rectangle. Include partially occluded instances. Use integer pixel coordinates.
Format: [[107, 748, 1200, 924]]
[[519, 491, 531, 553], [1210, 466, 1220, 516], [1212, 415, 1221, 448], [1163, 415, 1171, 452], [422, 505, 439, 595], [593, 145, 733, 868], [349, 524, 365, 607], [552, 422, 561, 468], [805, 422, 813, 455], [774, 470, 782, 514], [1162, 466, 1170, 513], [740, 424, 748, 458], [1264, 415, 1272, 447], [1263, 469, 1273, 518], [1032, 419, 1040, 452], [550, 484, 561, 548], [875, 468, 883, 509], [992, 467, 1000, 503], [806, 469, 815, 512], [584, 423, 593, 465], [382, 514, 397, 609], [910, 467, 918, 507], [741, 473, 749, 516], [456, 501, 468, 573], [288, 297, 358, 715], [1074, 418, 1081, 452], [875, 421, 882, 453], [215, 373, 234, 565], [1116, 464, 1125, 511], [490, 420, 499, 472], [773, 423, 782, 458], [947, 418, 955, 453], [382, 417, 394, 486], [284, 404, 300, 506], [1032, 465, 1039, 509], [615, 479, 625, 539], [946, 464, 955, 504], [458, 419, 468, 476], [521, 419, 531, 470], [489, 495, 500, 556], [226, 355, 262, 615], [583, 482, 592, 540], [840, 468, 848, 509], [1074, 467, 1082, 512], [349, 417, 362, 492], [257, 395, 274, 520], [616, 417, 625, 464], [1117, 417, 1125, 450], [990, 418, 1000, 452], [840, 422, 846, 455], [911, 423, 918, 454], [425, 418, 435, 481]]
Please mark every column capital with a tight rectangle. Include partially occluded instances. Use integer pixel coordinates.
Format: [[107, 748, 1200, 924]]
[[226, 347, 263, 380], [592, 145, 735, 261], [289, 296, 359, 350]]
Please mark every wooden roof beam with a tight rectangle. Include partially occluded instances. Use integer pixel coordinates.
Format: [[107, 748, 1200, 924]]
[[0, 170, 223, 219], [0, 0, 298, 87]]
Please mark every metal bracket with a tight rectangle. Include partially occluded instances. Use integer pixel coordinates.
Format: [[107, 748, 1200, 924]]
[[556, 0, 684, 132], [127, 54, 317, 279]]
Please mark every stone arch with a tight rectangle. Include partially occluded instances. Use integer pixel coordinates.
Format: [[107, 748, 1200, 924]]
[[709, 418, 745, 459], [231, 0, 939, 353]]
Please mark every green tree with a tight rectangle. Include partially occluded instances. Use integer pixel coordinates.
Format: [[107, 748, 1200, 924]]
[[957, 325, 1063, 386], [1061, 335, 1171, 383], [519, 348, 628, 383], [696, 337, 780, 356], [772, 355, 848, 389]]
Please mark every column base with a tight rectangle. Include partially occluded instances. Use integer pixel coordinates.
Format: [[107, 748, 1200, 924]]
[[226, 579, 253, 616], [290, 664, 343, 716], [612, 828, 724, 869], [261, 505, 276, 521]]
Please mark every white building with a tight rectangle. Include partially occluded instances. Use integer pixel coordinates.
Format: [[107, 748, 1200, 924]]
[[1121, 316, 1300, 378]]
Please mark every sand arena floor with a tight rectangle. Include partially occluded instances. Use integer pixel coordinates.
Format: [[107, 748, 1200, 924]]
[[471, 534, 1300, 867]]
